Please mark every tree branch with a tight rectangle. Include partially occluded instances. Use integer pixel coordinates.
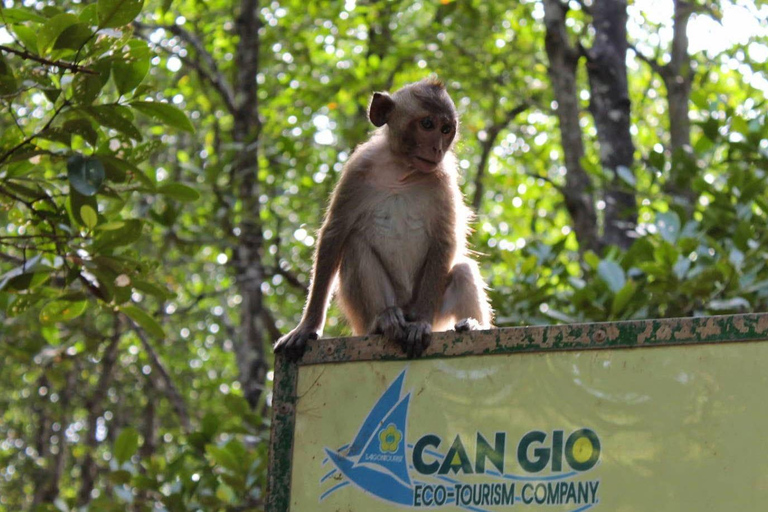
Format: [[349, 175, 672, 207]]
[[132, 23, 236, 115], [126, 318, 191, 432], [0, 44, 98, 75]]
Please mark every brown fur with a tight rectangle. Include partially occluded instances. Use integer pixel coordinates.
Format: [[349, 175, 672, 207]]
[[274, 79, 493, 360]]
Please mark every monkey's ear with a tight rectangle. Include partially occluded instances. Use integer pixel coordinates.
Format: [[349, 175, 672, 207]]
[[368, 92, 395, 127]]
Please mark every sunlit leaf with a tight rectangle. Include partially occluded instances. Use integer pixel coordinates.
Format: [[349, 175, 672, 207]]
[[130, 101, 195, 133], [98, 0, 144, 28], [113, 427, 140, 464], [112, 40, 150, 95], [158, 183, 200, 202], [38, 13, 78, 54], [597, 260, 625, 294], [39, 298, 88, 325], [121, 304, 164, 339]]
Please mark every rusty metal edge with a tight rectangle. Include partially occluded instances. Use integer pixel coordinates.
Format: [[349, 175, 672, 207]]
[[298, 313, 768, 365], [266, 354, 298, 512]]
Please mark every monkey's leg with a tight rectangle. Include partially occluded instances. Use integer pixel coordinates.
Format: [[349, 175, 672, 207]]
[[436, 260, 493, 332], [337, 241, 407, 341]]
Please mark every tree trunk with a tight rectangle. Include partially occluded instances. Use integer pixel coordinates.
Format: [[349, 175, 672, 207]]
[[543, 0, 601, 254], [232, 0, 268, 409], [584, 0, 637, 250], [663, 0, 696, 210]]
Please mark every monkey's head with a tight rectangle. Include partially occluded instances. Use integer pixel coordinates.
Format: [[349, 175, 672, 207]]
[[368, 79, 458, 174]]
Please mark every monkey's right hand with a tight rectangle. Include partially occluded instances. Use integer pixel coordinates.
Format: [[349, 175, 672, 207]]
[[371, 306, 407, 342], [273, 326, 319, 361]]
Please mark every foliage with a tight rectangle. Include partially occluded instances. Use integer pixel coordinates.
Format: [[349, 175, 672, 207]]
[[0, 0, 767, 510]]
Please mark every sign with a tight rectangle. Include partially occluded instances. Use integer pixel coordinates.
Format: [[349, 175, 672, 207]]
[[268, 314, 768, 511]]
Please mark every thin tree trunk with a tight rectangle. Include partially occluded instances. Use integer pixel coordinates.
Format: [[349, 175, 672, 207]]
[[584, 0, 637, 249], [664, 0, 695, 209], [543, 0, 601, 254], [471, 104, 527, 214], [232, 0, 268, 409], [78, 325, 121, 506]]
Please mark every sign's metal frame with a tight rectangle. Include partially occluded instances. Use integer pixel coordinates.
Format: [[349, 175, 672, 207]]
[[266, 312, 768, 511]]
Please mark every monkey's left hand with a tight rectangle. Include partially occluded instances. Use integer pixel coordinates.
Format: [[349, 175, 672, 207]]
[[273, 326, 319, 361], [399, 321, 432, 358]]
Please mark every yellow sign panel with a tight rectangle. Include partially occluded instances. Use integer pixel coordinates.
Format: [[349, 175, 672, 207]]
[[289, 341, 768, 511]]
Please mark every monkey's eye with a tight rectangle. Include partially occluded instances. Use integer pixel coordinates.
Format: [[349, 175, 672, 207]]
[[420, 117, 435, 130], [441, 123, 453, 134]]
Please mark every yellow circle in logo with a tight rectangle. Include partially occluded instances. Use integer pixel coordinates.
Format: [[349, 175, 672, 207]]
[[572, 437, 594, 463]]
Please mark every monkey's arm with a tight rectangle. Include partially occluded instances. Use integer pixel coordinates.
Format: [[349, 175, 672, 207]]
[[401, 236, 455, 357], [273, 181, 356, 360]]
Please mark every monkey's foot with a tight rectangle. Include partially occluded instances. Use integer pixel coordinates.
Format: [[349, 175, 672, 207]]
[[273, 327, 319, 362], [371, 306, 407, 341], [399, 321, 432, 358], [455, 318, 481, 332]]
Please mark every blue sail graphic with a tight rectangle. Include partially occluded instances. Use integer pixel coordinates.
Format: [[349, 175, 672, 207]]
[[358, 394, 411, 485], [325, 448, 414, 505], [323, 369, 414, 505], [346, 370, 405, 456]]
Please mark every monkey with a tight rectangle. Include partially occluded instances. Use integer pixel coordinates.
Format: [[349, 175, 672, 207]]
[[274, 78, 492, 361]]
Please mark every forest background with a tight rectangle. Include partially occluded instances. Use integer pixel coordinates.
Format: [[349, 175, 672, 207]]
[[0, 0, 767, 510]]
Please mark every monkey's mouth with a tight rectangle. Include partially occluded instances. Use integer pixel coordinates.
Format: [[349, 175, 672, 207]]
[[413, 156, 438, 172]]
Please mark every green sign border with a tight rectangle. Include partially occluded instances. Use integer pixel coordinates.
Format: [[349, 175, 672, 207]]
[[266, 312, 768, 511]]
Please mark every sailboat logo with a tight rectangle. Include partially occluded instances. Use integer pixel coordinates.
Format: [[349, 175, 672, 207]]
[[321, 369, 415, 505]]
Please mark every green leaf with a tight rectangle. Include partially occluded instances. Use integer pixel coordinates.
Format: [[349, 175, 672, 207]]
[[93, 219, 143, 250], [132, 279, 172, 299], [6, 294, 41, 317], [583, 251, 600, 270], [113, 427, 140, 465], [597, 260, 626, 294], [206, 445, 242, 473], [616, 165, 636, 187], [656, 211, 681, 243], [98, 0, 144, 29], [80, 204, 98, 228], [72, 73, 104, 106], [0, 7, 47, 23], [52, 22, 92, 50], [9, 25, 39, 53], [67, 154, 106, 196], [79, 4, 100, 24], [130, 101, 195, 133], [63, 119, 98, 146], [39, 298, 88, 325], [0, 55, 17, 95], [95, 220, 141, 250], [69, 188, 99, 228], [121, 304, 165, 339], [158, 183, 200, 202], [38, 13, 78, 55], [83, 105, 142, 141], [611, 280, 637, 316], [201, 412, 219, 438], [112, 40, 150, 94], [108, 470, 133, 485], [2, 272, 50, 292]]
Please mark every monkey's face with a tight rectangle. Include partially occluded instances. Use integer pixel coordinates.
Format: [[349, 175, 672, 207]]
[[368, 79, 459, 174], [406, 114, 456, 173]]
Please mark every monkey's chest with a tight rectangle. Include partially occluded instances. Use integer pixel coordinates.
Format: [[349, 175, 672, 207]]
[[367, 193, 431, 268], [371, 194, 427, 240]]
